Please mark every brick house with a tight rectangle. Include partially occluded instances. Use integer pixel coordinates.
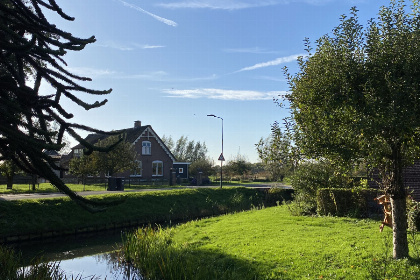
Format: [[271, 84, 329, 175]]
[[369, 160, 420, 201], [64, 121, 189, 181]]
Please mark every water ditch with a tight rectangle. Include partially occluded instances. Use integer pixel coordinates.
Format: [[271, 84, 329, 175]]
[[11, 228, 142, 279]]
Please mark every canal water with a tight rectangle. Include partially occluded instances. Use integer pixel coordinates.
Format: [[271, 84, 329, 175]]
[[12, 229, 142, 279]]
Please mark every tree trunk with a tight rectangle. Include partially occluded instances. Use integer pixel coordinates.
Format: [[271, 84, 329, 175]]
[[391, 196, 408, 259], [389, 143, 409, 259], [6, 176, 13, 189], [31, 174, 37, 191]]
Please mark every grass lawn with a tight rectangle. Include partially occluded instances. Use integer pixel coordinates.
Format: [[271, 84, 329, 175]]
[[0, 183, 187, 194], [123, 205, 420, 279]]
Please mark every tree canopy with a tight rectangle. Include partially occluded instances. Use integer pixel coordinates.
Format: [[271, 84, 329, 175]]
[[286, 0, 420, 258], [256, 122, 294, 181], [90, 136, 138, 177], [0, 0, 120, 211], [162, 135, 208, 163]]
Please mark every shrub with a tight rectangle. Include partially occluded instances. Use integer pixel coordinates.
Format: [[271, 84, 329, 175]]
[[408, 199, 420, 232], [265, 187, 294, 206], [290, 161, 353, 215], [317, 188, 381, 218]]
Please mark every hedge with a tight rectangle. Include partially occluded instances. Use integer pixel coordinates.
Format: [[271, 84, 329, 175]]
[[264, 187, 294, 206], [317, 188, 382, 218]]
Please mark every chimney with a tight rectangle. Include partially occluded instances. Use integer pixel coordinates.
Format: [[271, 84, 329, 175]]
[[134, 120, 142, 128]]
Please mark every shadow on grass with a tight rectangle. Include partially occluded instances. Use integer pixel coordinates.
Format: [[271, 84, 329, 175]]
[[121, 225, 291, 280], [124, 245, 289, 280]]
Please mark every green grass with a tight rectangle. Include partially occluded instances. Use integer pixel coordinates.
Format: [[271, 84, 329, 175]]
[[122, 206, 420, 279], [0, 188, 268, 238], [0, 245, 72, 280], [0, 183, 187, 194]]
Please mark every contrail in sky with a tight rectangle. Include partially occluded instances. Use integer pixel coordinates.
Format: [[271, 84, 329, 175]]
[[237, 54, 304, 72], [118, 0, 178, 27]]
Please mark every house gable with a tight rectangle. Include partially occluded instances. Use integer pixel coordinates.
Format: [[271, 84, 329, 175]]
[[132, 126, 176, 162]]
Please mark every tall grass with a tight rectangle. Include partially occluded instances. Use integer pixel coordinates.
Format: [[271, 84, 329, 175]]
[[120, 225, 259, 280], [0, 245, 73, 280]]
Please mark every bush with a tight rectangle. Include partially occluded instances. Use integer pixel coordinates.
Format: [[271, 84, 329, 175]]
[[290, 161, 353, 215], [317, 188, 381, 218], [408, 199, 420, 232], [265, 187, 294, 206]]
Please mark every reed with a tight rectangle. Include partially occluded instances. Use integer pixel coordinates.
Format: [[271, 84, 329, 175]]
[[120, 225, 259, 280], [0, 245, 76, 280]]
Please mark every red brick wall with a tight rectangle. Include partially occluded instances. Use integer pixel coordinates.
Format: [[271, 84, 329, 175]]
[[116, 129, 174, 180], [368, 160, 420, 201]]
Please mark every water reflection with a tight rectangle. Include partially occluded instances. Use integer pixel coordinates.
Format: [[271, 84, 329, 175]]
[[12, 229, 142, 279], [59, 251, 141, 280]]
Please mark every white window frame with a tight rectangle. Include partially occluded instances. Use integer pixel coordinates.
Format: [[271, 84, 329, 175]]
[[142, 141, 151, 155], [179, 168, 184, 174], [152, 161, 163, 176], [74, 148, 83, 157]]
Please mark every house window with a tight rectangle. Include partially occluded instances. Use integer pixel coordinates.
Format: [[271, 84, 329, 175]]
[[74, 148, 83, 157], [152, 161, 163, 176], [131, 161, 142, 177], [179, 168, 184, 174], [142, 141, 151, 155]]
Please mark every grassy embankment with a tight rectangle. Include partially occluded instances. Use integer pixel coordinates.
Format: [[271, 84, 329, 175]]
[[0, 180, 274, 194], [0, 187, 269, 241], [122, 205, 420, 280], [0, 182, 181, 194]]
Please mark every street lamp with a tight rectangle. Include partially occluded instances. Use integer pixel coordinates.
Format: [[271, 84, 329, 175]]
[[207, 114, 224, 188]]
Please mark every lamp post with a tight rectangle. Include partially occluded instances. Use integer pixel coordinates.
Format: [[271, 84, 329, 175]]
[[207, 114, 224, 188]]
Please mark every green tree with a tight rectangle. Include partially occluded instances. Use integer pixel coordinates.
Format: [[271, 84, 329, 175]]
[[163, 135, 208, 163], [286, 1, 420, 258], [225, 154, 252, 181], [256, 122, 294, 181], [68, 155, 96, 186], [91, 136, 138, 177], [189, 158, 214, 178], [0, 0, 120, 212], [0, 159, 19, 189]]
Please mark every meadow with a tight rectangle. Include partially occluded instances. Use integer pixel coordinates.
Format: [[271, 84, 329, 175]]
[[122, 205, 420, 280]]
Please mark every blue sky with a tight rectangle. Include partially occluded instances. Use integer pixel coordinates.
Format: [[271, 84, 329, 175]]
[[47, 0, 385, 163]]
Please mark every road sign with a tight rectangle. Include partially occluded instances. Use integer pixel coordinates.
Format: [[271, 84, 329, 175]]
[[218, 153, 225, 161]]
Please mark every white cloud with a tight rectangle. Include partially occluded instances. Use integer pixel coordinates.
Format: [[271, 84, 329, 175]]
[[118, 0, 177, 27], [157, 0, 333, 10], [117, 72, 217, 82], [158, 1, 277, 10], [255, 75, 286, 82], [163, 88, 287, 100], [118, 71, 169, 80], [141, 44, 165, 49], [97, 41, 165, 50], [67, 67, 116, 78], [237, 53, 304, 72], [224, 47, 278, 54]]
